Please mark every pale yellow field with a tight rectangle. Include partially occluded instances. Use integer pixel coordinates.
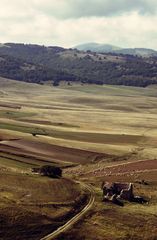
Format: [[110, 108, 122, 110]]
[[1, 77, 157, 162]]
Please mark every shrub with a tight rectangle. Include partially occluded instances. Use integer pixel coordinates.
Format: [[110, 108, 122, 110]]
[[40, 165, 62, 178]]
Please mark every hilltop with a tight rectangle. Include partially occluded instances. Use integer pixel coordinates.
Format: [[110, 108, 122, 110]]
[[74, 43, 122, 52], [75, 42, 157, 57]]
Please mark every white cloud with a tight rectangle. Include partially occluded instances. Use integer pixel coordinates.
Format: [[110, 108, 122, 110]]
[[0, 0, 157, 49], [29, 0, 157, 18]]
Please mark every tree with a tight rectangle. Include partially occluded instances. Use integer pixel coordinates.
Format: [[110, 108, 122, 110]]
[[53, 80, 60, 86], [40, 165, 62, 178]]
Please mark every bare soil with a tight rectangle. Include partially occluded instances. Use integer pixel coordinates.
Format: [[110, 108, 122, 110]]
[[0, 139, 111, 166]]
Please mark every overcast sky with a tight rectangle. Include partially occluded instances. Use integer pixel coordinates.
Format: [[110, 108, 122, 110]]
[[0, 0, 157, 49]]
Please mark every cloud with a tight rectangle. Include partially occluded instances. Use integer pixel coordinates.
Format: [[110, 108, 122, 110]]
[[0, 0, 157, 49], [31, 0, 157, 18], [0, 0, 157, 20]]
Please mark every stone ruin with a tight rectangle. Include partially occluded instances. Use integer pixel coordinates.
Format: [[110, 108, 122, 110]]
[[102, 182, 147, 206]]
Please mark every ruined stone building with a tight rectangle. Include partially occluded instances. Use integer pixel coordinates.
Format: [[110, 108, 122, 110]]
[[102, 182, 134, 202]]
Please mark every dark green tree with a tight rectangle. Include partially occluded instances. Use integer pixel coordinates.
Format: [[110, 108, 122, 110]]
[[40, 165, 62, 178]]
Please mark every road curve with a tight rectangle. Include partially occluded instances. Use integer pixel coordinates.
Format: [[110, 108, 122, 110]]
[[40, 182, 95, 240]]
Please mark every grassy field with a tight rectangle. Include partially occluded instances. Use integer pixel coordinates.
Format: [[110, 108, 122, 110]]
[[0, 169, 86, 240], [0, 77, 157, 240], [59, 170, 157, 240], [1, 78, 157, 158]]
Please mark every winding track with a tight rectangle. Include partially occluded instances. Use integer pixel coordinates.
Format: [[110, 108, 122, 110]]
[[40, 182, 95, 240]]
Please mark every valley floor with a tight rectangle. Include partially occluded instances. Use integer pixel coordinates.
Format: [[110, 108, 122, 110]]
[[0, 78, 157, 239]]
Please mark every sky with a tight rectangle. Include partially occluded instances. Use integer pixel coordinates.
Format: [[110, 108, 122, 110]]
[[0, 0, 157, 49]]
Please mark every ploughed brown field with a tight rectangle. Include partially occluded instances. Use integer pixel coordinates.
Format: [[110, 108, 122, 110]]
[[0, 138, 111, 166], [64, 159, 157, 178], [0, 78, 157, 240]]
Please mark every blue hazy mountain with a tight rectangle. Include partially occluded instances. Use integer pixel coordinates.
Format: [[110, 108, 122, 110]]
[[75, 43, 157, 56]]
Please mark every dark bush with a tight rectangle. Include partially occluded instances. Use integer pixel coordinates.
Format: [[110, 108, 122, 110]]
[[53, 80, 60, 86], [40, 165, 62, 178]]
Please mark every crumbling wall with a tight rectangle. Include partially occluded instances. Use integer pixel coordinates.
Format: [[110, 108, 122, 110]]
[[102, 182, 134, 202]]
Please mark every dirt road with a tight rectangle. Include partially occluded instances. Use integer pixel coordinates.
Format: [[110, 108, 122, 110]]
[[40, 182, 95, 240]]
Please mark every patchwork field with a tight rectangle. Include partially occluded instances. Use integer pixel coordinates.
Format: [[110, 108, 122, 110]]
[[0, 77, 157, 240], [1, 78, 157, 159]]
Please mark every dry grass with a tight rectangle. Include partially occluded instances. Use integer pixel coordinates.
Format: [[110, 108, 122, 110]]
[[1, 78, 157, 159], [0, 78, 157, 240], [0, 170, 86, 240], [58, 170, 157, 240]]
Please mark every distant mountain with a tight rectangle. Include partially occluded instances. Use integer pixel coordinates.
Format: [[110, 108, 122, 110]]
[[74, 43, 122, 53], [116, 48, 157, 57], [0, 42, 157, 87], [74, 43, 157, 57]]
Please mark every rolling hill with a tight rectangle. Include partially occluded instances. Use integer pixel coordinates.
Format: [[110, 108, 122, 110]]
[[0, 43, 157, 87], [0, 77, 157, 240], [74, 43, 122, 52], [75, 42, 157, 57]]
